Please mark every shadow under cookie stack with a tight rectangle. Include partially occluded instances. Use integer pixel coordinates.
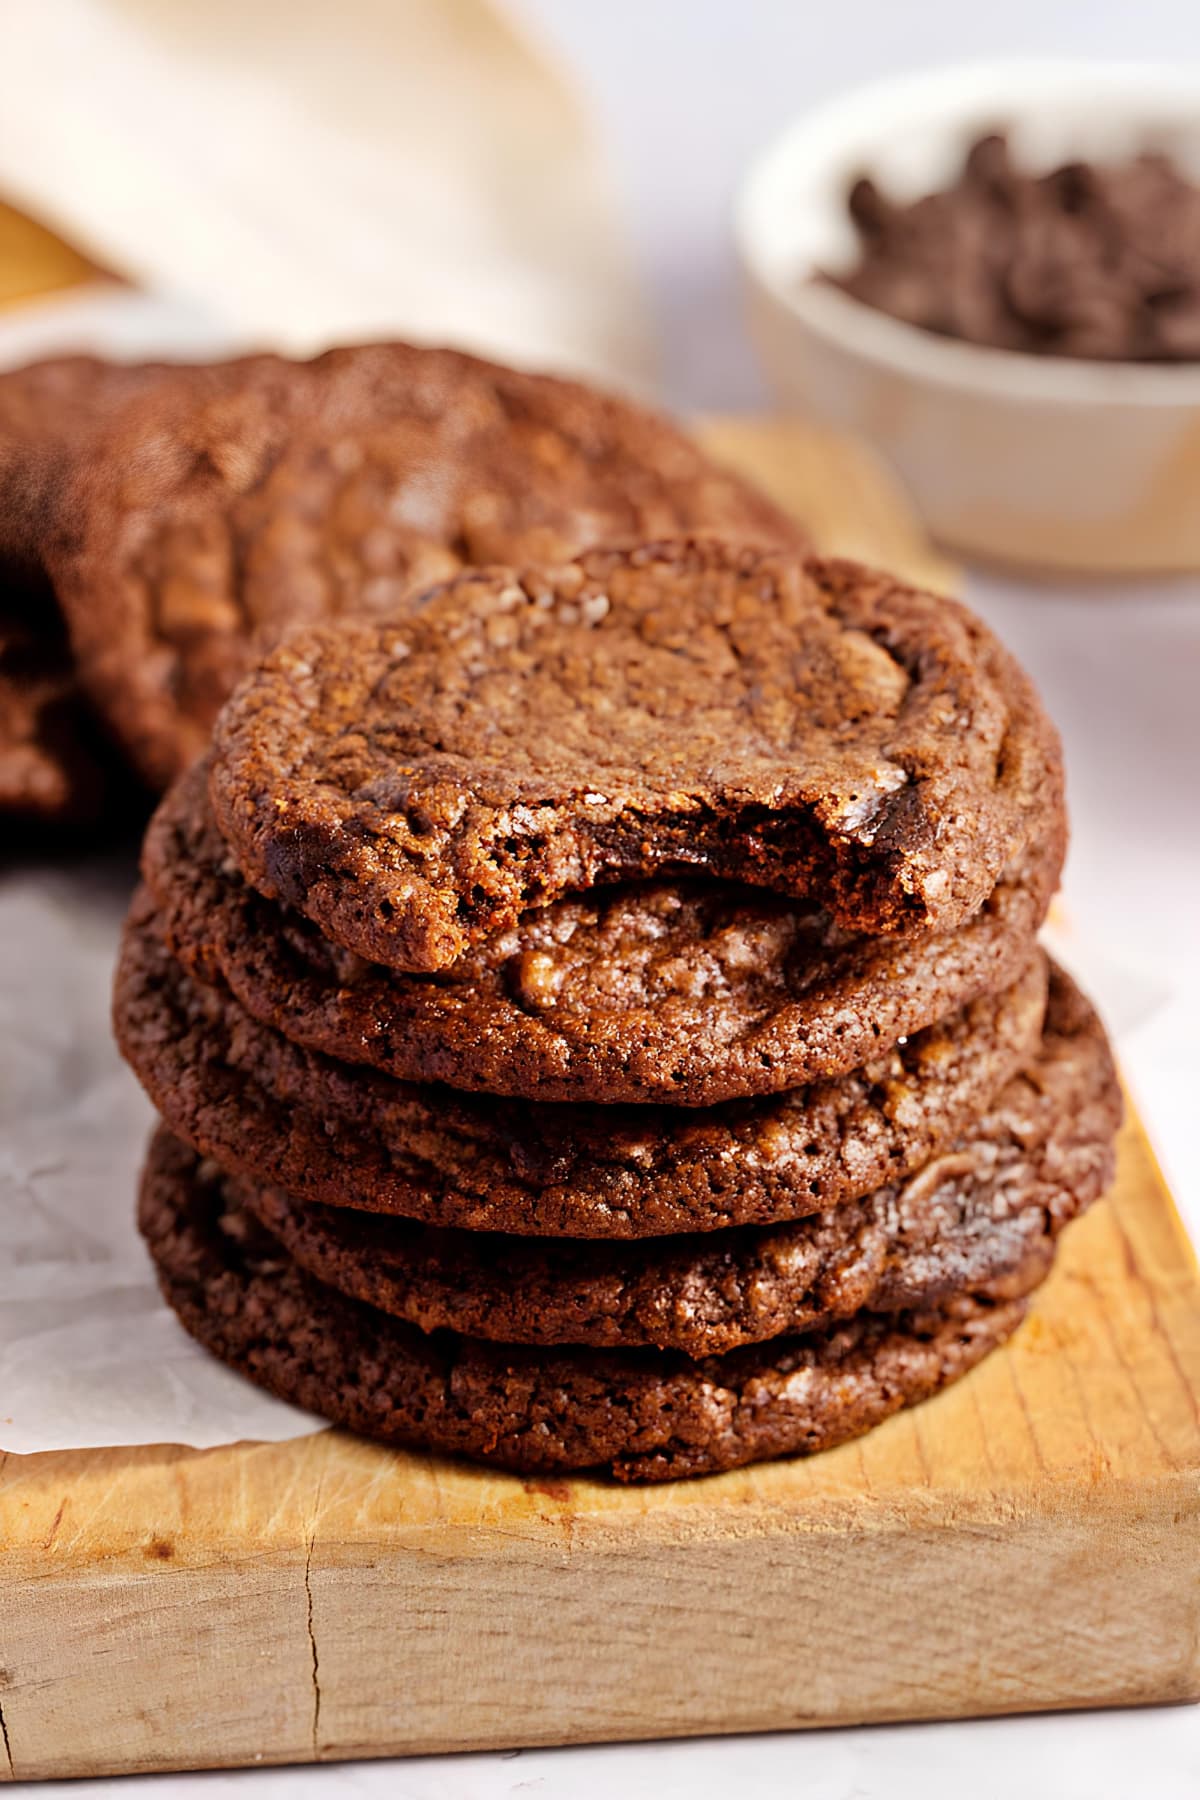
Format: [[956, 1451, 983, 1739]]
[[116, 537, 1121, 1482]]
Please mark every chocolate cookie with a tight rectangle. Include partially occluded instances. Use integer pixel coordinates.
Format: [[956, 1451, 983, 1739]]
[[0, 353, 175, 556], [140, 1129, 1040, 1481], [236, 962, 1115, 1354], [45, 343, 804, 790], [131, 959, 1115, 1349], [0, 356, 179, 823], [209, 540, 1063, 969], [143, 762, 1062, 1106], [116, 893, 1054, 1235], [0, 582, 109, 825]]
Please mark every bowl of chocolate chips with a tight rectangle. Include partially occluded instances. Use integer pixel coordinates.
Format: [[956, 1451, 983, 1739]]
[[736, 62, 1200, 571]]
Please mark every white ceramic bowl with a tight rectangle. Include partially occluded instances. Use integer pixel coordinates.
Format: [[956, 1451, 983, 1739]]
[[736, 62, 1200, 573]]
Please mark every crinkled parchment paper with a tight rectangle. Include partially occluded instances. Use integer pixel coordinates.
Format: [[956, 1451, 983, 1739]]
[[0, 855, 319, 1452]]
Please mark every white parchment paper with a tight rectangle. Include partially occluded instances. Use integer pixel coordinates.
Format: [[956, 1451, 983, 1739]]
[[0, 854, 320, 1452]]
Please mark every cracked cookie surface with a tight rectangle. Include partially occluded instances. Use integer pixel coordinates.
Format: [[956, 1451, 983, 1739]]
[[144, 761, 1063, 1105], [116, 896, 1052, 1236], [120, 958, 1117, 1350], [140, 1128, 1042, 1482], [240, 962, 1115, 1353], [209, 541, 1064, 969]]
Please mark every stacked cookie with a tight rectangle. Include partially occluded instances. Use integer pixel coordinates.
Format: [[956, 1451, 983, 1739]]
[[115, 539, 1121, 1482]]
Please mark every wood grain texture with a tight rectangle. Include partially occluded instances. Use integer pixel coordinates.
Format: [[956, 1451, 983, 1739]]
[[0, 197, 108, 310], [0, 418, 1196, 1781], [1, 1111, 1197, 1780]]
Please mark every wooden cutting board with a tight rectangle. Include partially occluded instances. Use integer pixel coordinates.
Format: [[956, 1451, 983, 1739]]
[[0, 416, 1198, 1785]]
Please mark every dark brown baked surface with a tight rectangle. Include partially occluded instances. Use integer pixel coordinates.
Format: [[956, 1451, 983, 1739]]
[[122, 957, 1116, 1351], [0, 568, 142, 828], [116, 895, 1054, 1237], [209, 541, 1064, 969], [140, 1128, 1041, 1481], [0, 577, 124, 826], [240, 961, 1116, 1353], [0, 356, 176, 822], [143, 761, 1062, 1106], [43, 343, 804, 790], [0, 353, 175, 556]]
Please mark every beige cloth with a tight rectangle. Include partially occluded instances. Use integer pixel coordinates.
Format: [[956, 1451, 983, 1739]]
[[0, 0, 654, 387]]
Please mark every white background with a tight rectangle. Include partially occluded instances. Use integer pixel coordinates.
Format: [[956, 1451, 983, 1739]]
[[16, 1, 1200, 1793]]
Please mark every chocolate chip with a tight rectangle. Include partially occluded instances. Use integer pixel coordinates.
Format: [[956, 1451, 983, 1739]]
[[824, 132, 1200, 361]]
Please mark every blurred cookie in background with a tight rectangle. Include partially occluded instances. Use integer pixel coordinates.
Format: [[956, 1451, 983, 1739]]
[[0, 355, 183, 832], [0, 342, 807, 813], [0, 577, 109, 827], [43, 342, 808, 791]]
